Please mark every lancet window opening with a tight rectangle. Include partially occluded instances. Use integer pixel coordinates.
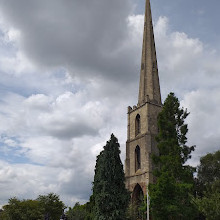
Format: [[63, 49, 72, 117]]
[[135, 146, 141, 171], [135, 114, 141, 136]]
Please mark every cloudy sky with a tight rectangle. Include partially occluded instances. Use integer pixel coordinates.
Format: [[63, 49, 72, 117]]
[[0, 0, 219, 207]]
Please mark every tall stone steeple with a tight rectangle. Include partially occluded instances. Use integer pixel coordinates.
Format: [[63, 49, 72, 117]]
[[125, 0, 162, 202], [138, 0, 161, 105]]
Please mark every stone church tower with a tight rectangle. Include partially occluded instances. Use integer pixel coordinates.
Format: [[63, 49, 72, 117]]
[[125, 0, 162, 200]]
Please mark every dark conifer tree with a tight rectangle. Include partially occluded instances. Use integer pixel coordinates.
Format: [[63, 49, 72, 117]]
[[149, 92, 197, 219], [93, 134, 130, 220]]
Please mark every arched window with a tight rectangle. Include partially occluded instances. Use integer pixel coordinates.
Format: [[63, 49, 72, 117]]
[[135, 114, 141, 136], [135, 146, 141, 171]]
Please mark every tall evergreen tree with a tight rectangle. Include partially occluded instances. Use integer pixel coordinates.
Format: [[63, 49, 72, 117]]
[[149, 92, 197, 219], [93, 134, 130, 220]]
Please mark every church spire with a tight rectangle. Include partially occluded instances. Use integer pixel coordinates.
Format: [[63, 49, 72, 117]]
[[138, 0, 161, 106]]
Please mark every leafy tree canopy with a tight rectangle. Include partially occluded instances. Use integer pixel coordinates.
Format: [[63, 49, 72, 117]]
[[194, 150, 220, 220], [0, 193, 65, 220], [66, 200, 95, 220], [66, 202, 87, 220], [197, 150, 220, 187], [1, 198, 43, 220], [37, 192, 65, 220]]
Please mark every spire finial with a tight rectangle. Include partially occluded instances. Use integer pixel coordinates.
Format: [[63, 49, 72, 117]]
[[138, 0, 161, 105]]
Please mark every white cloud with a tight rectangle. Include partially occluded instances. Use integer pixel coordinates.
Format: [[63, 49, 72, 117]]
[[182, 89, 220, 165], [0, 160, 81, 207], [153, 16, 220, 165], [0, 51, 35, 76], [0, 83, 128, 207]]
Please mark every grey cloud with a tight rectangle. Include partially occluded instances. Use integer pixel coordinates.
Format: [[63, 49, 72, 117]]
[[43, 121, 98, 139], [182, 89, 220, 165], [60, 169, 93, 201], [0, 0, 139, 82]]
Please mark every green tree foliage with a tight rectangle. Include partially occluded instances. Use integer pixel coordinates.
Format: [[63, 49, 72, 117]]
[[126, 203, 138, 220], [83, 195, 95, 220], [1, 198, 43, 220], [149, 92, 196, 220], [194, 150, 220, 219], [0, 193, 65, 220], [93, 134, 130, 220], [194, 183, 220, 220], [37, 193, 65, 220], [150, 172, 196, 219], [67, 202, 87, 220], [66, 200, 95, 220], [66, 198, 95, 220], [126, 202, 144, 220], [197, 150, 220, 189]]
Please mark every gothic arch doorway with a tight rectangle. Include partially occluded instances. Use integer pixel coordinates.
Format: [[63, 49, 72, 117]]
[[131, 184, 144, 219], [132, 183, 144, 205]]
